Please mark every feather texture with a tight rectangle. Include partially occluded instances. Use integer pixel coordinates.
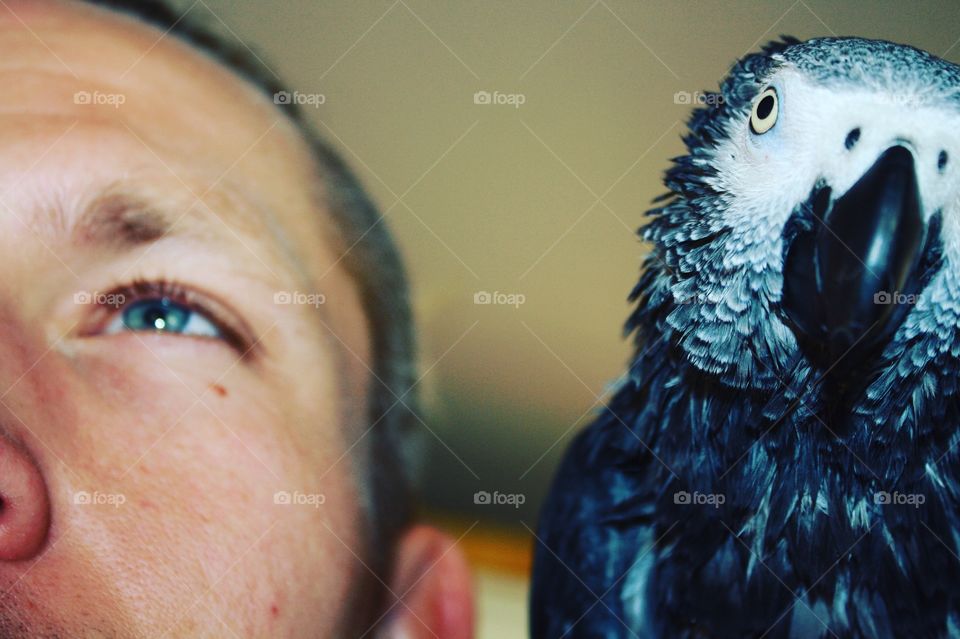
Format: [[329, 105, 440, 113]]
[[532, 37, 960, 639]]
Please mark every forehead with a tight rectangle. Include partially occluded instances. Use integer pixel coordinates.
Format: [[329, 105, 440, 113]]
[[0, 0, 326, 255]]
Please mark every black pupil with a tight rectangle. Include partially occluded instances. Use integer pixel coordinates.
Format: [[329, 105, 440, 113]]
[[144, 304, 169, 328], [756, 94, 774, 119]]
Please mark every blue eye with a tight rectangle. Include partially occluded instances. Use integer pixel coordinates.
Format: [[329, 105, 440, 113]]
[[104, 297, 220, 338]]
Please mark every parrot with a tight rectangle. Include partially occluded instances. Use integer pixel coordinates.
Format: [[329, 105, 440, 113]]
[[530, 36, 960, 639]]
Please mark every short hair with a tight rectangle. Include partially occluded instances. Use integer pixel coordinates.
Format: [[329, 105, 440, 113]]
[[79, 0, 417, 580]]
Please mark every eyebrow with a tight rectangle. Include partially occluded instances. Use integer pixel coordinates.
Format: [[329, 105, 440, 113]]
[[74, 190, 171, 248], [71, 181, 281, 257], [66, 180, 308, 290]]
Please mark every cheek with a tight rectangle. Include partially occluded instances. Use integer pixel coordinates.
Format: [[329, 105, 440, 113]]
[[118, 420, 361, 636], [713, 130, 820, 230], [12, 336, 364, 636]]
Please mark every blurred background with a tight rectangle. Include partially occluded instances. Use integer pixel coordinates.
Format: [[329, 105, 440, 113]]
[[181, 2, 960, 636]]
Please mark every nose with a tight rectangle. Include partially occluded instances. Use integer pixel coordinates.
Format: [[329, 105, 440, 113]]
[[782, 145, 928, 371], [0, 434, 49, 560]]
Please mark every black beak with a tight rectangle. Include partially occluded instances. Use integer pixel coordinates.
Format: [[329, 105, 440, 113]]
[[782, 145, 926, 370]]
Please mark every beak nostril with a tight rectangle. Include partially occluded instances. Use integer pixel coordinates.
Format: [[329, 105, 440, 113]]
[[844, 128, 861, 150], [938, 150, 949, 173]]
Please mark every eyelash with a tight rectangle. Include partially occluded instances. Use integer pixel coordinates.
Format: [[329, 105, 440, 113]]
[[83, 278, 255, 355]]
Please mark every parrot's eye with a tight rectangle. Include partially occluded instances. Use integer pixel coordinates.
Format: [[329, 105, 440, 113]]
[[750, 87, 778, 134]]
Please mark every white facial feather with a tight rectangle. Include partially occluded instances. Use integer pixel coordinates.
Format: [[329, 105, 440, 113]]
[[713, 66, 960, 258]]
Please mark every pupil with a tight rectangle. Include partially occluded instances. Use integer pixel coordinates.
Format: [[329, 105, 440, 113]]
[[756, 94, 774, 119], [145, 306, 168, 330]]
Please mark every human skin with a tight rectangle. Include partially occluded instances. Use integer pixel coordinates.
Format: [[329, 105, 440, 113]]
[[0, 1, 473, 637]]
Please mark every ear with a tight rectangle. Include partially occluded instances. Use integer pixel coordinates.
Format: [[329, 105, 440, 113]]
[[379, 525, 474, 639]]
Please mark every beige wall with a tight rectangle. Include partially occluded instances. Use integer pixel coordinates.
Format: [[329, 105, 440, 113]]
[[184, 3, 960, 634], [195, 0, 960, 519]]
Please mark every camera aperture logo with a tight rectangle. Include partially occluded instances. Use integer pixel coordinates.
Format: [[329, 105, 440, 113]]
[[473, 90, 526, 108], [674, 490, 725, 508], [474, 290, 525, 308], [474, 490, 526, 509], [274, 490, 326, 508], [73, 490, 126, 508], [274, 90, 326, 108], [274, 290, 326, 308], [874, 491, 925, 508]]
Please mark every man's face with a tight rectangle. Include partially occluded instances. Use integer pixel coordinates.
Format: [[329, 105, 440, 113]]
[[0, 1, 378, 636]]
